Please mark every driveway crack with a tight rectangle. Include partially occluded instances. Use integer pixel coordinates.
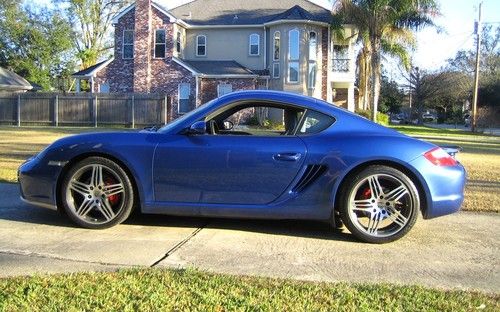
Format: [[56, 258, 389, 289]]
[[150, 221, 208, 267]]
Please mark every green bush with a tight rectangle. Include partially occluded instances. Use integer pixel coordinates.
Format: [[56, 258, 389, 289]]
[[355, 110, 389, 126]]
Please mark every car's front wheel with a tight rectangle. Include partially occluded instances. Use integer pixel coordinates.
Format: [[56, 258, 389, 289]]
[[61, 157, 134, 229], [340, 165, 420, 243]]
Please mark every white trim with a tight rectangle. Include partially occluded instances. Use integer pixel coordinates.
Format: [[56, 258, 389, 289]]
[[196, 35, 206, 57], [72, 58, 114, 78], [172, 57, 200, 74], [112, 3, 176, 25], [154, 29, 167, 58], [0, 84, 32, 91], [178, 23, 263, 29], [174, 20, 330, 29], [249, 33, 260, 56], [264, 20, 329, 27], [122, 29, 134, 59]]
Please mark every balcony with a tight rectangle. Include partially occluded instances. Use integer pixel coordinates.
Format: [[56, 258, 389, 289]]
[[332, 58, 350, 72]]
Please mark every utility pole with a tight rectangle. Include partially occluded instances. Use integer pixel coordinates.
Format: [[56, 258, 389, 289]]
[[471, 2, 482, 132]]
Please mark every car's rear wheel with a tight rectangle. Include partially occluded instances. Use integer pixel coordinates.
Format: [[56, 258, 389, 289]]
[[61, 157, 134, 229], [340, 165, 419, 243]]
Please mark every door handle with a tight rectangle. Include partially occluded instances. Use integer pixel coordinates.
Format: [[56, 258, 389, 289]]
[[273, 152, 302, 162]]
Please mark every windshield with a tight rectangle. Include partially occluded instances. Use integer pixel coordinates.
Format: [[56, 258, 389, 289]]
[[158, 98, 218, 133]]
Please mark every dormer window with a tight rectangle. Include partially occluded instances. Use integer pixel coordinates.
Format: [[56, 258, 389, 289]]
[[154, 29, 166, 58], [123, 30, 134, 59], [249, 34, 260, 56], [196, 35, 206, 56]]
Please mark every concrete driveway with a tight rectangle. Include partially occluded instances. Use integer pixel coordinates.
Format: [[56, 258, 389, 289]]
[[0, 183, 498, 293]]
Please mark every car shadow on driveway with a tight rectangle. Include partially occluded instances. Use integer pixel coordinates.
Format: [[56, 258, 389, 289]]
[[126, 214, 355, 242], [0, 182, 354, 242]]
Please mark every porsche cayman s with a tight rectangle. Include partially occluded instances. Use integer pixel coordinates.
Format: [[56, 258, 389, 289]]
[[19, 91, 466, 243]]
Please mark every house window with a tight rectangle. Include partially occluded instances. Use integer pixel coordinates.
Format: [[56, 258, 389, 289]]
[[99, 83, 110, 93], [249, 34, 260, 56], [288, 29, 299, 83], [154, 29, 166, 58], [333, 45, 349, 72], [272, 63, 280, 78], [176, 31, 182, 53], [273, 31, 280, 61], [123, 30, 134, 59], [178, 83, 191, 113], [308, 32, 317, 89], [309, 32, 317, 61], [196, 35, 206, 56], [217, 84, 232, 97]]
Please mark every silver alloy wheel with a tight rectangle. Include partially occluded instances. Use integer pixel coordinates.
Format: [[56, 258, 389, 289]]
[[65, 164, 126, 225], [347, 173, 414, 238]]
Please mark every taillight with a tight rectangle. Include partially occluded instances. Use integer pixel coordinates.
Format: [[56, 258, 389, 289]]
[[423, 147, 458, 166]]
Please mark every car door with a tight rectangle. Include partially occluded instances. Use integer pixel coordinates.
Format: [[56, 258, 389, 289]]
[[153, 134, 306, 205]]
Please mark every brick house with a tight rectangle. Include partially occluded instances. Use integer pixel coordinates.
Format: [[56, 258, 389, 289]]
[[72, 0, 357, 115]]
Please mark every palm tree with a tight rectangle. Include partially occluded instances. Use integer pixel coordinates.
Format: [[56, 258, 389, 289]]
[[332, 0, 439, 121]]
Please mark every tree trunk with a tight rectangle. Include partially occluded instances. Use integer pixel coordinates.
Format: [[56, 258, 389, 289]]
[[370, 39, 382, 122], [356, 46, 372, 111]]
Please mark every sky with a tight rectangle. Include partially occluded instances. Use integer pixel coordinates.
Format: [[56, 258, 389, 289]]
[[30, 0, 499, 72]]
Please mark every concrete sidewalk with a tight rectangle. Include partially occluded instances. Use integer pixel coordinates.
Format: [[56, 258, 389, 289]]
[[0, 183, 499, 293]]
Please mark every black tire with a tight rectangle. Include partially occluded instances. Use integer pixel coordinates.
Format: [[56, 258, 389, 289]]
[[339, 165, 420, 243], [60, 156, 135, 229]]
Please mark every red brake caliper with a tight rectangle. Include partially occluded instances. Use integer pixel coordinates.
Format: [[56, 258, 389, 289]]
[[105, 177, 120, 205], [362, 188, 371, 199]]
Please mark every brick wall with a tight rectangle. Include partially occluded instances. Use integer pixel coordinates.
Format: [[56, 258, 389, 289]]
[[94, 9, 135, 92], [133, 0, 152, 92]]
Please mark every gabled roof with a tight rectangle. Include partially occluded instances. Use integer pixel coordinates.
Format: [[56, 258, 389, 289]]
[[270, 5, 315, 22], [112, 1, 176, 25], [169, 0, 332, 26], [72, 59, 113, 78], [0, 67, 33, 91]]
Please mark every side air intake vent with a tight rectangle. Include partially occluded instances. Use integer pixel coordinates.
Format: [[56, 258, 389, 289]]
[[291, 165, 327, 194]]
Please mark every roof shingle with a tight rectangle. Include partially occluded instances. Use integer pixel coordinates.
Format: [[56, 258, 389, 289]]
[[169, 0, 332, 25]]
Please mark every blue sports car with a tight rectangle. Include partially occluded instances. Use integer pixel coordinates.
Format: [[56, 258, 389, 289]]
[[18, 91, 466, 243]]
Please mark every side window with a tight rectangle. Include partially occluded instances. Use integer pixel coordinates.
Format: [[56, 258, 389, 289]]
[[123, 30, 134, 59], [178, 83, 191, 114], [207, 104, 305, 136], [298, 110, 335, 135], [154, 29, 166, 58], [196, 35, 206, 56]]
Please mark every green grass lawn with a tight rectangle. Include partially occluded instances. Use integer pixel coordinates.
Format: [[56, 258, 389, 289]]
[[391, 125, 500, 212], [1, 125, 498, 212], [0, 268, 498, 311]]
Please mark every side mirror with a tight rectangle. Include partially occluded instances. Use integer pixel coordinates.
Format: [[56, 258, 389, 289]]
[[187, 121, 206, 135], [223, 120, 234, 130]]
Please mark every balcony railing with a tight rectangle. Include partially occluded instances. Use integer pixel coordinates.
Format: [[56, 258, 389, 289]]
[[332, 58, 350, 72]]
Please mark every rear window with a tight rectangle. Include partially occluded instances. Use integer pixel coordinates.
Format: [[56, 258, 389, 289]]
[[297, 110, 335, 135]]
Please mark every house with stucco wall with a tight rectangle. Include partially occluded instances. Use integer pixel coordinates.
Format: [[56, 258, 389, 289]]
[[72, 0, 357, 116]]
